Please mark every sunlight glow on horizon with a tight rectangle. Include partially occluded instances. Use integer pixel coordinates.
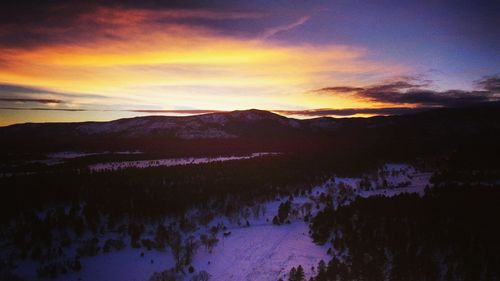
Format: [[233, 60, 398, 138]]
[[0, 6, 407, 126], [1, 3, 497, 126]]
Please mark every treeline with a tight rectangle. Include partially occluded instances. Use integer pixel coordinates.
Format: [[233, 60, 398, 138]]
[[0, 152, 383, 223], [307, 184, 500, 281]]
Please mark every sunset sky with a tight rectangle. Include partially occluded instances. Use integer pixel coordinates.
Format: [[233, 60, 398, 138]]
[[0, 0, 499, 125]]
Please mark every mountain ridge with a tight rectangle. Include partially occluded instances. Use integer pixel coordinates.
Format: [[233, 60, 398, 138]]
[[0, 109, 310, 128], [1, 105, 500, 157]]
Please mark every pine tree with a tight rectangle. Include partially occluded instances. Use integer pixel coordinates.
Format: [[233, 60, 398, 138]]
[[295, 265, 305, 281], [288, 267, 297, 281], [316, 260, 327, 281], [278, 201, 291, 223]]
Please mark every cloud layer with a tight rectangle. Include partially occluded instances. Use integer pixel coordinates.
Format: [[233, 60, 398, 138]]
[[313, 75, 500, 108], [0, 1, 498, 125], [0, 2, 405, 123]]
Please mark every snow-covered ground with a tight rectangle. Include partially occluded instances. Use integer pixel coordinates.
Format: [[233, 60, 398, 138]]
[[88, 152, 280, 172], [8, 162, 431, 281], [358, 170, 431, 198], [335, 163, 432, 198], [192, 222, 326, 281], [15, 197, 326, 281], [47, 151, 143, 159]]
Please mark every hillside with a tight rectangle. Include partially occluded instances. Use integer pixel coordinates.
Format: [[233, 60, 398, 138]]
[[1, 105, 500, 160]]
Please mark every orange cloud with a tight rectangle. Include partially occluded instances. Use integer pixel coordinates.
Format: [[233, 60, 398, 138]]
[[0, 7, 408, 116]]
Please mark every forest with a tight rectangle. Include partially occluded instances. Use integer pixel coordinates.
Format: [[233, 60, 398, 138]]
[[294, 166, 500, 281], [0, 151, 380, 279]]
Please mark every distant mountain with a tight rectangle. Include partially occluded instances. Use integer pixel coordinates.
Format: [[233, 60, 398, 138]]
[[1, 106, 500, 158], [1, 109, 296, 138]]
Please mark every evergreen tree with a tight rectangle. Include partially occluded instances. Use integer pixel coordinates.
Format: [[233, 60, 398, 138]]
[[295, 265, 305, 281], [315, 260, 327, 281], [288, 267, 297, 281], [278, 201, 291, 223]]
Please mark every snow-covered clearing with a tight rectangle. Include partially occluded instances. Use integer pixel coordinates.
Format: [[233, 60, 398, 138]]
[[47, 151, 142, 159], [16, 199, 326, 281], [335, 163, 432, 198], [192, 222, 326, 281], [88, 152, 279, 172]]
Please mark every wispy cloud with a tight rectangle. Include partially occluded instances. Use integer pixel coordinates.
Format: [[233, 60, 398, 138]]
[[261, 15, 310, 39]]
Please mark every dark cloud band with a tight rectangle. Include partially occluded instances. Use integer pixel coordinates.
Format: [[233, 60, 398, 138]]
[[0, 83, 112, 102], [274, 107, 427, 117], [313, 75, 500, 107], [129, 109, 223, 114], [0, 98, 62, 104]]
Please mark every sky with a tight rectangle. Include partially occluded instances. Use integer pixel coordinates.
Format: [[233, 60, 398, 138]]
[[0, 0, 499, 125]]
